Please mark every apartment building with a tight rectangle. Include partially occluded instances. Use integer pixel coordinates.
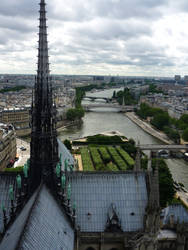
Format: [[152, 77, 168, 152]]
[[0, 123, 16, 171], [0, 107, 31, 136]]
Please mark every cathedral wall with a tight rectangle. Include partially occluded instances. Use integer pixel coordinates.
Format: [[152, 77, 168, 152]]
[[78, 243, 124, 250], [157, 240, 176, 250], [76, 232, 134, 250]]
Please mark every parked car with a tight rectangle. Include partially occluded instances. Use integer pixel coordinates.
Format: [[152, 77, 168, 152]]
[[20, 146, 26, 151]]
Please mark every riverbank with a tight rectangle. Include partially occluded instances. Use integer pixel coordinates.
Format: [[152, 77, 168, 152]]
[[57, 119, 83, 133], [125, 112, 173, 144], [176, 190, 188, 209]]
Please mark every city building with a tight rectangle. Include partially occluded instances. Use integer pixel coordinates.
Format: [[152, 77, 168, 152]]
[[0, 107, 31, 136], [175, 75, 181, 82], [184, 75, 188, 82], [0, 123, 16, 171], [0, 1, 188, 250]]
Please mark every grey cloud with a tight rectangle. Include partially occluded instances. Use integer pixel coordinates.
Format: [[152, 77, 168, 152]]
[[123, 39, 175, 67], [0, 0, 38, 17], [0, 15, 35, 33], [69, 19, 152, 42], [48, 0, 168, 22], [0, 0, 185, 75], [50, 33, 176, 69], [167, 0, 188, 13], [91, 0, 167, 20]]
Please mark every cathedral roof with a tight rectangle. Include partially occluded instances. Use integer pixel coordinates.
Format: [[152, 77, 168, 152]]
[[0, 173, 17, 234], [0, 184, 74, 250], [58, 139, 74, 170], [68, 171, 148, 232], [162, 204, 188, 225]]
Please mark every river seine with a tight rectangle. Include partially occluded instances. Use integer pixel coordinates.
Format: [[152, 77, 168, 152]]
[[59, 88, 188, 189]]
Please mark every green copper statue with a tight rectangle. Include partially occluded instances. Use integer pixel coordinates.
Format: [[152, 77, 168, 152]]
[[9, 185, 14, 201], [67, 183, 71, 200], [1, 203, 5, 211], [67, 159, 71, 171], [16, 174, 22, 189], [23, 163, 28, 178], [73, 201, 76, 210], [61, 174, 66, 189], [60, 153, 62, 166], [56, 163, 61, 178], [64, 159, 68, 171], [27, 158, 30, 167]]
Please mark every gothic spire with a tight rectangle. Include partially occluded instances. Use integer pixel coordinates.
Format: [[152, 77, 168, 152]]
[[38, 0, 49, 80], [36, 0, 52, 109], [29, 0, 59, 192]]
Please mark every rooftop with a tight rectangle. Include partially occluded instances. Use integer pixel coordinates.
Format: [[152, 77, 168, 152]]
[[0, 123, 14, 138], [162, 204, 188, 225], [0, 173, 17, 233], [0, 184, 74, 250], [68, 171, 148, 232]]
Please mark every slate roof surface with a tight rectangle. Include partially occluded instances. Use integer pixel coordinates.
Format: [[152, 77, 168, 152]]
[[58, 139, 74, 170], [0, 188, 39, 250], [162, 204, 188, 225], [0, 184, 74, 250], [0, 173, 17, 233], [69, 171, 148, 232]]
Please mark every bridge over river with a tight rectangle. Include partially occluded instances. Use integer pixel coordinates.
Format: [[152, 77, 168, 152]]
[[82, 103, 135, 112], [83, 96, 112, 102], [139, 144, 188, 151]]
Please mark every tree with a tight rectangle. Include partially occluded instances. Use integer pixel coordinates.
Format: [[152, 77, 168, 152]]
[[182, 128, 188, 141], [151, 112, 169, 130], [112, 90, 116, 98], [76, 108, 85, 119], [128, 138, 135, 146], [152, 159, 175, 207], [177, 120, 187, 130], [64, 139, 72, 150], [138, 103, 153, 119], [66, 109, 77, 121], [122, 143, 137, 157], [163, 126, 180, 143], [180, 114, 188, 124], [114, 88, 136, 106], [177, 114, 188, 130], [66, 108, 85, 121]]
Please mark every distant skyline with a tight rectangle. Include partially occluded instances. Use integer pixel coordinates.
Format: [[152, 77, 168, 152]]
[[1, 0, 188, 76]]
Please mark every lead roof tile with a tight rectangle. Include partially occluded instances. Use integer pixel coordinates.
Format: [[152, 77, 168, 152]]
[[0, 184, 74, 250], [162, 204, 188, 225], [58, 139, 74, 170], [0, 173, 17, 233], [18, 185, 74, 250], [68, 171, 148, 232]]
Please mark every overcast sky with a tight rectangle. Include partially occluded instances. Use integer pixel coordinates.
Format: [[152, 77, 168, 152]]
[[0, 0, 188, 76]]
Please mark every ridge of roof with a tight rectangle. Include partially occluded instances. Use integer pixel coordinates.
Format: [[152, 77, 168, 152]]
[[67, 170, 147, 176], [15, 184, 42, 249], [0, 185, 40, 250], [17, 184, 74, 250], [0, 182, 75, 250]]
